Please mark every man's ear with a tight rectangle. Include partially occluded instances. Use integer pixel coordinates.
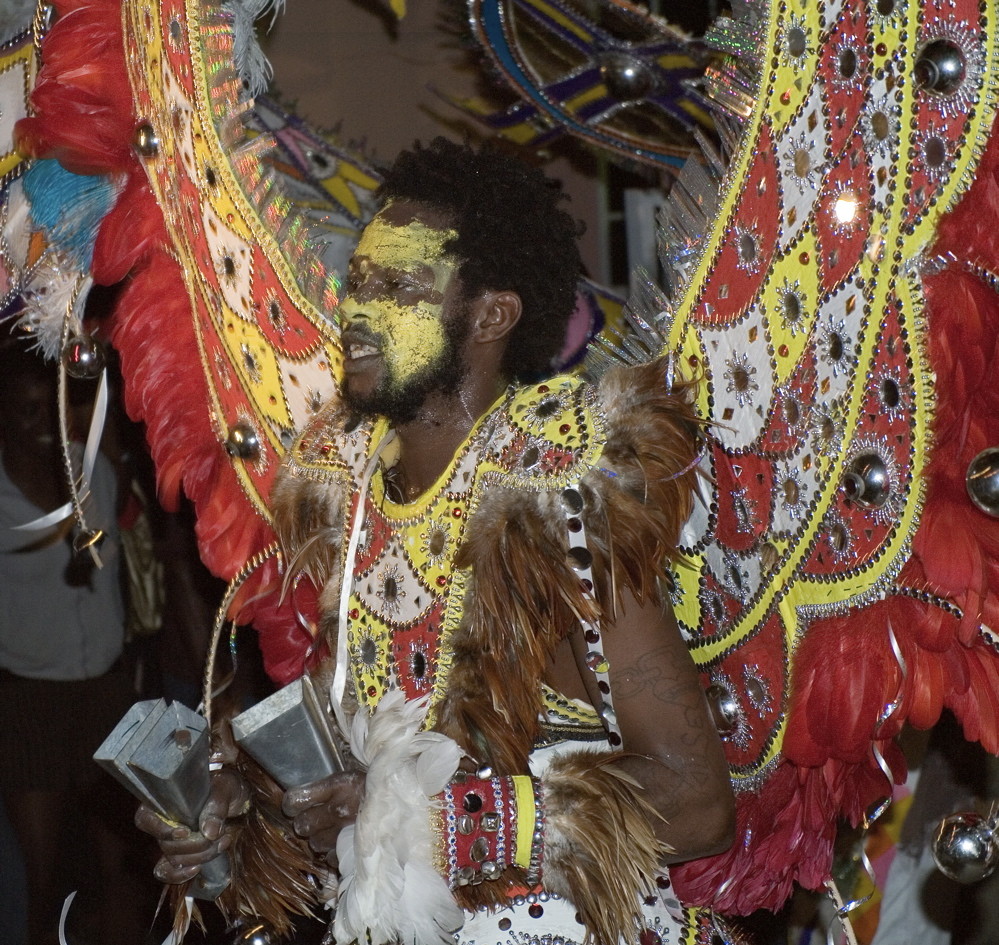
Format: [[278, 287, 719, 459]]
[[472, 289, 522, 344]]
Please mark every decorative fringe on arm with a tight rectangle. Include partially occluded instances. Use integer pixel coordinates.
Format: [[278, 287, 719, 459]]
[[541, 750, 670, 945]]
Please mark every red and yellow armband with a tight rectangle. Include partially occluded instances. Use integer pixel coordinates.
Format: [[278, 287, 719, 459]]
[[437, 773, 544, 888]]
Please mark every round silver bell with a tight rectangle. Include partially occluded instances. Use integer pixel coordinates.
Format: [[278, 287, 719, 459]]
[[842, 452, 890, 509], [706, 683, 740, 738], [63, 334, 106, 380], [241, 930, 273, 945], [914, 39, 967, 95], [598, 51, 657, 101], [225, 421, 261, 460], [932, 811, 999, 884], [134, 121, 160, 158], [966, 447, 999, 518], [73, 528, 105, 554]]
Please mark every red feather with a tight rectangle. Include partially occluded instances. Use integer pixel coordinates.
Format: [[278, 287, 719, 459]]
[[15, 0, 317, 680]]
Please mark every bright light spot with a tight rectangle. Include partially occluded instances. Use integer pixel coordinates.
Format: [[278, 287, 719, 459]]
[[834, 193, 859, 225]]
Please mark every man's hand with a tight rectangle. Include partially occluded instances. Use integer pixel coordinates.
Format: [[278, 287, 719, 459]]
[[282, 770, 365, 867], [135, 767, 249, 884]]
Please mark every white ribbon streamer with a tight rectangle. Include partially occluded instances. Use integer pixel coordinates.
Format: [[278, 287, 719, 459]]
[[58, 890, 76, 945], [11, 367, 109, 532]]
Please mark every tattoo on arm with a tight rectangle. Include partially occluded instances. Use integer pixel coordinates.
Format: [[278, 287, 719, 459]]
[[613, 644, 716, 793], [612, 643, 696, 706]]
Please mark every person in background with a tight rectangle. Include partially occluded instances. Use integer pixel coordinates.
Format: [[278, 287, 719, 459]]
[[0, 338, 154, 945]]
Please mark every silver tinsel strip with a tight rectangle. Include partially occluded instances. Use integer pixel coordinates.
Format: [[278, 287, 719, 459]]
[[656, 155, 721, 301], [584, 268, 675, 379], [704, 0, 764, 59]]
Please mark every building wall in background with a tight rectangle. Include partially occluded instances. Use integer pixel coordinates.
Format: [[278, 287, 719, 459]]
[[260, 0, 607, 281]]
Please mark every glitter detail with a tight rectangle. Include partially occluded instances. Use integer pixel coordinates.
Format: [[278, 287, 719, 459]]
[[719, 550, 751, 604], [374, 563, 407, 616], [724, 353, 759, 407], [809, 397, 847, 459], [817, 316, 853, 377], [733, 224, 762, 274], [731, 486, 760, 535], [241, 343, 262, 383], [776, 279, 806, 337], [742, 664, 774, 718], [782, 131, 822, 196], [861, 92, 901, 159], [772, 464, 809, 531], [821, 510, 855, 566], [781, 15, 812, 69]]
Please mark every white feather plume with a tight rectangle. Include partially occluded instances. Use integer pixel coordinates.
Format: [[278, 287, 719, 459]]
[[334, 690, 465, 945], [17, 257, 91, 361], [225, 0, 282, 96], [0, 181, 90, 361]]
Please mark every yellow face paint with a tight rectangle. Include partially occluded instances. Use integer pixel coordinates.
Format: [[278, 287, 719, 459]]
[[340, 205, 461, 393]]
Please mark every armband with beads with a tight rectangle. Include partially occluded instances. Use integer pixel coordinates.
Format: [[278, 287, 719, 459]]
[[436, 771, 544, 889]]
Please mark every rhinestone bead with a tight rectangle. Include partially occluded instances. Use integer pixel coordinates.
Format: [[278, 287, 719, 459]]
[[463, 792, 483, 813]]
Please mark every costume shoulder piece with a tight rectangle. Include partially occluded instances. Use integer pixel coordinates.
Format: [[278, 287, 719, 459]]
[[436, 361, 701, 773]]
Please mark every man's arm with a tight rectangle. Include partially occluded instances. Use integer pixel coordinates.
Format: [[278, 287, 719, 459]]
[[564, 587, 735, 861]]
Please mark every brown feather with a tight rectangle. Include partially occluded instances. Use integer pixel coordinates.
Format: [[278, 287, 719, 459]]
[[542, 750, 670, 945], [270, 466, 348, 596], [270, 398, 360, 596], [168, 731, 321, 939], [433, 362, 699, 938], [213, 750, 321, 935]]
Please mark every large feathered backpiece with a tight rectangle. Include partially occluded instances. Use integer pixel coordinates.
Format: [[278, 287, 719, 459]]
[[8, 0, 357, 684], [5, 0, 999, 925], [461, 0, 999, 917]]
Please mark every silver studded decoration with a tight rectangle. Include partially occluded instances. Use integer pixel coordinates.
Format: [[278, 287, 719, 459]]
[[598, 51, 658, 101], [915, 39, 967, 96], [229, 918, 275, 945], [706, 682, 741, 738], [63, 334, 106, 380], [225, 421, 261, 460], [561, 484, 621, 746], [932, 810, 999, 884], [966, 447, 999, 518], [133, 121, 160, 158], [73, 527, 105, 555], [842, 451, 891, 510]]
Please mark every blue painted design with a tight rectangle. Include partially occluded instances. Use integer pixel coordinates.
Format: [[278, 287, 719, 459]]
[[477, 0, 694, 168]]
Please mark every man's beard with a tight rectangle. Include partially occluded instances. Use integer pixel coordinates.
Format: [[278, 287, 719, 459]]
[[343, 307, 471, 425]]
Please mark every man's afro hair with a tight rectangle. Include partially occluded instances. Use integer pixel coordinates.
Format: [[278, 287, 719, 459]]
[[378, 137, 582, 382]]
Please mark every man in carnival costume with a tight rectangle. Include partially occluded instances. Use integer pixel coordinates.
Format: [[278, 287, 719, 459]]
[[139, 137, 736, 945]]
